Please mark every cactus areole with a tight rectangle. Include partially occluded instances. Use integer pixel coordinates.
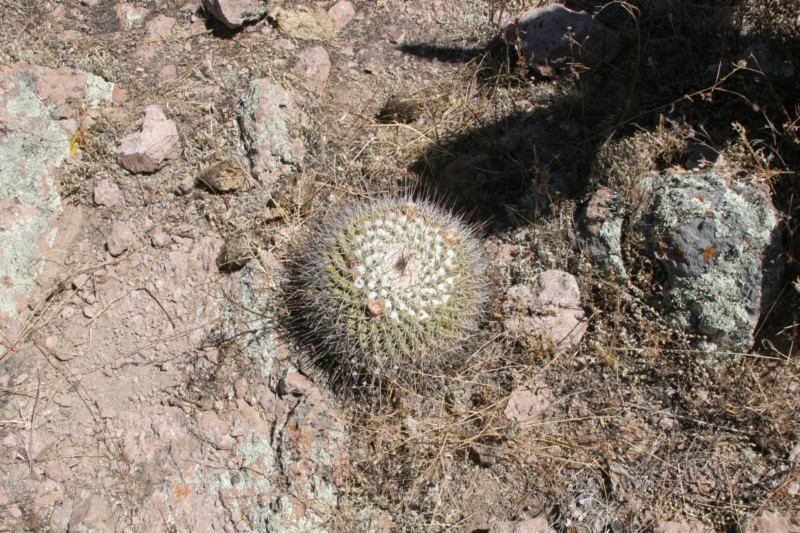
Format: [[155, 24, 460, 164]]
[[285, 196, 488, 391]]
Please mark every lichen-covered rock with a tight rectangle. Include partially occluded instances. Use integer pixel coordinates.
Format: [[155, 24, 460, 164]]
[[646, 170, 782, 352], [579, 187, 626, 278], [240, 79, 306, 185], [0, 62, 113, 336]]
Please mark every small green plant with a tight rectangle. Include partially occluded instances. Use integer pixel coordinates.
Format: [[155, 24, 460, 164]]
[[284, 195, 489, 393]]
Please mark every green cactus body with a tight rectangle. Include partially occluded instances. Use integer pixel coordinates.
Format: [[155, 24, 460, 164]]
[[285, 196, 488, 391]]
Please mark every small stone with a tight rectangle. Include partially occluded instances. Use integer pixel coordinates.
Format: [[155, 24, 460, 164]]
[[71, 273, 89, 290], [327, 0, 355, 31], [83, 305, 98, 318], [176, 175, 196, 195], [148, 227, 171, 248], [387, 28, 406, 44], [117, 105, 181, 173], [93, 179, 120, 207], [106, 221, 134, 257], [202, 0, 269, 29]]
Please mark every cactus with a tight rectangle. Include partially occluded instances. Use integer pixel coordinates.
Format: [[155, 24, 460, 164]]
[[284, 195, 489, 392]]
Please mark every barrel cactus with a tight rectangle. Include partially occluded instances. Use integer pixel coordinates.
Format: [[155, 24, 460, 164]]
[[284, 195, 489, 392]]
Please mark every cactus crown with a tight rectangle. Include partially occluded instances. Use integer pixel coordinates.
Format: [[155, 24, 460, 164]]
[[285, 195, 489, 393]]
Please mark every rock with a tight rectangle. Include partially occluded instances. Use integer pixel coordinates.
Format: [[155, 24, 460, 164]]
[[93, 179, 120, 207], [293, 45, 331, 94], [198, 154, 247, 192], [645, 170, 782, 351], [579, 187, 626, 278], [270, 4, 335, 40], [240, 79, 306, 185], [504, 4, 620, 69], [197, 411, 236, 450], [136, 15, 177, 59], [273, 390, 347, 530], [147, 227, 171, 248], [0, 62, 112, 337], [115, 3, 149, 29], [654, 519, 714, 533], [504, 383, 552, 423], [202, 0, 271, 29], [387, 28, 406, 44], [279, 370, 313, 397], [744, 511, 800, 533], [68, 494, 114, 533], [117, 105, 181, 173], [490, 516, 556, 533], [107, 221, 134, 257], [503, 270, 588, 351], [327, 0, 355, 31]]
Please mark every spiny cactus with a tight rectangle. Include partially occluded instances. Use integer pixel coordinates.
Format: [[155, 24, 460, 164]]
[[284, 195, 489, 392]]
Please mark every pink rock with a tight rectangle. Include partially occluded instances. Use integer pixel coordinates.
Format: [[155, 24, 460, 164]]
[[490, 516, 556, 533], [93, 179, 120, 206], [202, 0, 270, 29], [327, 0, 355, 30], [504, 383, 552, 423], [387, 28, 406, 44], [280, 371, 313, 396], [118, 105, 181, 173], [654, 520, 714, 533], [505, 4, 619, 69], [503, 270, 588, 351], [106, 221, 134, 257], [293, 45, 331, 94], [744, 511, 800, 533]]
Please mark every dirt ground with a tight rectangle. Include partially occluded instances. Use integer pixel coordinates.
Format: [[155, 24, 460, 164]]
[[1, 0, 799, 532]]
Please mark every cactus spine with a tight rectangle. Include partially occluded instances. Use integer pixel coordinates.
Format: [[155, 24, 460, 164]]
[[284, 195, 488, 392]]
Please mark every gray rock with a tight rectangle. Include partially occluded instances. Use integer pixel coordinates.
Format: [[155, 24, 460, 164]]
[[202, 0, 271, 29], [654, 519, 713, 533], [646, 170, 782, 352], [505, 4, 620, 69], [239, 79, 306, 185]]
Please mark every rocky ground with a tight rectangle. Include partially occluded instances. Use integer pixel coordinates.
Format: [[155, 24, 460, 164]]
[[1, 0, 799, 532]]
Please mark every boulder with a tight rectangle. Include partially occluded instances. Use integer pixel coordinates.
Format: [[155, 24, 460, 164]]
[[505, 4, 619, 69]]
